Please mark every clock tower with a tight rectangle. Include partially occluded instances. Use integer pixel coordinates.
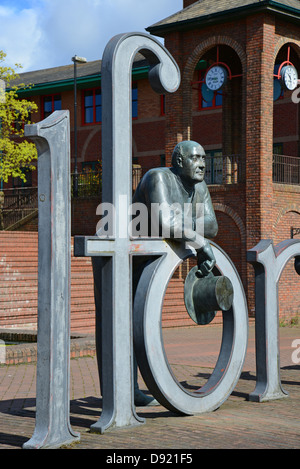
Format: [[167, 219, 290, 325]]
[[147, 1, 300, 319]]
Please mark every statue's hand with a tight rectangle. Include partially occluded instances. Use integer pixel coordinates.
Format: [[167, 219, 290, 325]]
[[196, 241, 216, 277]]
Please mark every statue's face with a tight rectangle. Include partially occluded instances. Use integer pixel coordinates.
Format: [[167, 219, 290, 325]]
[[181, 145, 206, 183]]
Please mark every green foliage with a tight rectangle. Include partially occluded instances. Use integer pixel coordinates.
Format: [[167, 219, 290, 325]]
[[279, 313, 299, 327], [71, 165, 102, 198], [0, 51, 38, 183]]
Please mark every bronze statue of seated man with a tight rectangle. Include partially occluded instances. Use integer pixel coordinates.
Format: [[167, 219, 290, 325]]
[[132, 140, 218, 405]]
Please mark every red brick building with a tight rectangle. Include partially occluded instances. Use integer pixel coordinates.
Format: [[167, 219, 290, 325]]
[[147, 0, 300, 321], [1, 0, 300, 329]]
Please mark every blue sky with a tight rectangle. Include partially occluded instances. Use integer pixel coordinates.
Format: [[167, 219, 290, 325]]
[[0, 0, 183, 72]]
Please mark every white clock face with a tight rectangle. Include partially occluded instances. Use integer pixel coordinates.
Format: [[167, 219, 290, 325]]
[[205, 66, 227, 91], [281, 65, 298, 91]]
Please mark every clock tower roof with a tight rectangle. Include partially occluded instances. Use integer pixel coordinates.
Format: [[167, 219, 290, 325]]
[[147, 0, 300, 37]]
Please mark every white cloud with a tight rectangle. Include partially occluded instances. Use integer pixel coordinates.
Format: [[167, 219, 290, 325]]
[[0, 6, 13, 17], [0, 4, 44, 71], [0, 0, 183, 72]]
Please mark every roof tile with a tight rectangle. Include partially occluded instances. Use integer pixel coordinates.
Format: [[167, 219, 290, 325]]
[[147, 0, 300, 32]]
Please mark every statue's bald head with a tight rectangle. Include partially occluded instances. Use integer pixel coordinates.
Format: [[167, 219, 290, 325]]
[[172, 141, 205, 168], [171, 141, 206, 186]]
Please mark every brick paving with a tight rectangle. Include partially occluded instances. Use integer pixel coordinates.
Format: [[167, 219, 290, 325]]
[[0, 324, 299, 450]]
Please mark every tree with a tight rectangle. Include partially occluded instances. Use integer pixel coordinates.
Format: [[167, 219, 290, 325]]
[[0, 50, 38, 184]]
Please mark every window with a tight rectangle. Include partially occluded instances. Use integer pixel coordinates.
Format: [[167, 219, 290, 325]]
[[205, 150, 223, 184], [13, 111, 31, 132], [83, 88, 102, 124], [160, 95, 165, 116], [42, 95, 61, 119], [198, 70, 223, 110], [83, 84, 137, 124], [273, 143, 283, 155], [274, 65, 284, 101], [160, 154, 166, 166], [132, 82, 138, 118]]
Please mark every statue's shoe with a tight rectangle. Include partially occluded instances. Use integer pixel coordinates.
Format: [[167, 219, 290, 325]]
[[134, 389, 159, 407]]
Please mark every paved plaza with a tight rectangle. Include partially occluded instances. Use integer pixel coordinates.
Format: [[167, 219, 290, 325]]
[[0, 323, 299, 450]]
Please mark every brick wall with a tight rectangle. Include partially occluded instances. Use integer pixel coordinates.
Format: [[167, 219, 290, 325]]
[[0, 231, 195, 332], [163, 10, 300, 321], [71, 197, 100, 236], [273, 185, 300, 323], [0, 231, 95, 333]]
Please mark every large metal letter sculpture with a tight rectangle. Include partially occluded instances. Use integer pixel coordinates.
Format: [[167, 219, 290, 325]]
[[75, 33, 181, 433], [247, 239, 300, 402], [133, 241, 248, 415], [74, 32, 248, 433], [23, 111, 80, 449]]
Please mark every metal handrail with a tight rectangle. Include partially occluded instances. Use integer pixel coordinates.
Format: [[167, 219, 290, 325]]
[[1, 187, 38, 230], [2, 186, 38, 210], [71, 171, 102, 197], [273, 154, 300, 185]]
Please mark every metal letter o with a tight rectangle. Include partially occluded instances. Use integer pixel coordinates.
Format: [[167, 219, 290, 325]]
[[133, 241, 248, 415]]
